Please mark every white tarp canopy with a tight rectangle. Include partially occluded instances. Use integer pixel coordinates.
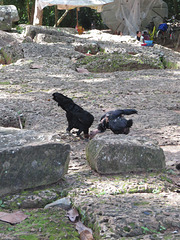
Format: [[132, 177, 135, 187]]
[[33, 0, 114, 25], [101, 0, 168, 36]]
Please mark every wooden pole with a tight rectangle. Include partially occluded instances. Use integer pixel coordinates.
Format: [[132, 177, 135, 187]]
[[54, 5, 58, 27], [76, 8, 79, 27], [33, 0, 43, 25], [54, 9, 69, 27]]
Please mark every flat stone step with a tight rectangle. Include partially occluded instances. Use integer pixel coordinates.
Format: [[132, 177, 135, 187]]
[[86, 134, 165, 174], [0, 127, 70, 197]]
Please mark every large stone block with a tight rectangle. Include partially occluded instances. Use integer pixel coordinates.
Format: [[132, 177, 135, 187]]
[[0, 127, 70, 197], [86, 135, 165, 174], [0, 5, 19, 30]]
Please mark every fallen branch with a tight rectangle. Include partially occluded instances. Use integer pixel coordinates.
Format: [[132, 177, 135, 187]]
[[18, 115, 23, 129]]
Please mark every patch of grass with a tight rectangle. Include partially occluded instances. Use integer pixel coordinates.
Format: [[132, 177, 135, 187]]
[[152, 187, 162, 194], [129, 188, 139, 193], [16, 26, 24, 34], [166, 61, 179, 69], [159, 175, 173, 183], [3, 208, 80, 239], [129, 222, 136, 229], [96, 191, 107, 197], [159, 225, 166, 232], [133, 201, 149, 206], [164, 235, 173, 240], [0, 81, 10, 85], [141, 226, 151, 234], [2, 188, 68, 209], [21, 84, 29, 88], [19, 235, 38, 240], [0, 200, 5, 208], [123, 226, 131, 232], [76, 52, 162, 73]]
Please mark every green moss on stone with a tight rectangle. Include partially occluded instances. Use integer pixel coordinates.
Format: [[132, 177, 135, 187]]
[[123, 226, 131, 232], [133, 201, 149, 206], [4, 208, 79, 239], [19, 235, 38, 240], [76, 52, 162, 73]]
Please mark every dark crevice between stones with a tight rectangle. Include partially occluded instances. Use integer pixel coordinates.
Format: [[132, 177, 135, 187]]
[[0, 114, 26, 129], [0, 48, 12, 65]]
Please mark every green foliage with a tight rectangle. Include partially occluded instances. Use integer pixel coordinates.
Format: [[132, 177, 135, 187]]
[[42, 6, 56, 26], [159, 225, 166, 232], [78, 8, 105, 29], [141, 225, 166, 235], [3, 0, 104, 29], [0, 200, 5, 208], [141, 226, 150, 234], [123, 226, 131, 232], [3, 0, 31, 23], [16, 25, 23, 33], [163, 0, 180, 18], [133, 201, 149, 206], [0, 81, 10, 85], [0, 208, 80, 239]]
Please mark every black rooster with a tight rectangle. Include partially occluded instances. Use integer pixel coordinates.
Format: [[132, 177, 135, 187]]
[[52, 92, 94, 138]]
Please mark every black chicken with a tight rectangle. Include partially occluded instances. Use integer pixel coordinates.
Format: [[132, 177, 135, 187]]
[[90, 109, 137, 139], [52, 92, 94, 138]]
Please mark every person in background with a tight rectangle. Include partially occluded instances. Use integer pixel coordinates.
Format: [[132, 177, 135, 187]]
[[135, 31, 144, 42], [114, 31, 123, 36], [142, 31, 150, 40]]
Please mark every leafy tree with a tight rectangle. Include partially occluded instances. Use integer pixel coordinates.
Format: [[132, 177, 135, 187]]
[[78, 8, 105, 29], [163, 0, 180, 18]]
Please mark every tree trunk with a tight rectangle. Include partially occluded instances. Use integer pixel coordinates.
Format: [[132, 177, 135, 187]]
[[27, 0, 35, 24], [173, 0, 178, 16], [54, 6, 58, 27], [30, 1, 35, 24], [27, 0, 31, 23]]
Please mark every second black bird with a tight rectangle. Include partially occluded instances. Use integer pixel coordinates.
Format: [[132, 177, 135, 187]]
[[90, 109, 137, 139]]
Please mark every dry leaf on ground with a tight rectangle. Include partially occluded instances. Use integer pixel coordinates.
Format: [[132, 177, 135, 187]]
[[67, 208, 79, 222], [76, 68, 89, 73], [80, 229, 94, 240], [30, 64, 43, 69], [75, 220, 93, 234], [0, 211, 28, 224]]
